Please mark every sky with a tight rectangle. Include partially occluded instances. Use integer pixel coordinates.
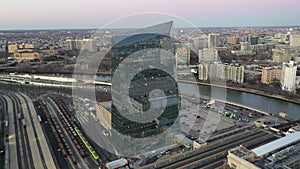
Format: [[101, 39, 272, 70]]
[[0, 0, 299, 29]]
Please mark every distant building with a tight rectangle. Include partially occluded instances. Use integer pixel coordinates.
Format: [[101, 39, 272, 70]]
[[281, 61, 297, 92], [198, 64, 208, 80], [192, 35, 208, 51], [8, 43, 35, 53], [8, 44, 18, 53], [66, 39, 96, 51], [19, 43, 34, 49], [199, 63, 244, 83], [40, 49, 57, 55], [261, 67, 282, 84], [274, 33, 289, 44], [272, 49, 293, 63], [252, 44, 267, 51], [240, 42, 251, 51], [225, 65, 244, 83], [66, 39, 76, 50], [81, 39, 96, 51], [175, 47, 190, 65], [198, 48, 218, 64], [208, 33, 221, 48], [290, 35, 300, 47], [231, 42, 255, 56], [227, 36, 238, 45], [250, 36, 259, 45], [13, 52, 40, 61]]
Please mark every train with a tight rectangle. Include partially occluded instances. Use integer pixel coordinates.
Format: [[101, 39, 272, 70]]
[[74, 128, 99, 160]]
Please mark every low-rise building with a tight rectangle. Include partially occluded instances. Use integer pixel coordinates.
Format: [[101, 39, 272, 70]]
[[228, 132, 300, 169], [8, 44, 18, 53], [13, 52, 40, 61]]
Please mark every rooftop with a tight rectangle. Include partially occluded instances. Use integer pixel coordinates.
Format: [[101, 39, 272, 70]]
[[251, 132, 300, 157]]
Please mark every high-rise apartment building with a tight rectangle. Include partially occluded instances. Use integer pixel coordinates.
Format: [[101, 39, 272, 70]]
[[66, 39, 76, 50], [66, 39, 96, 51], [198, 63, 244, 83], [198, 48, 218, 64], [175, 47, 190, 65], [198, 64, 208, 80], [208, 33, 220, 48], [192, 35, 208, 51], [225, 65, 244, 83], [281, 61, 297, 92]]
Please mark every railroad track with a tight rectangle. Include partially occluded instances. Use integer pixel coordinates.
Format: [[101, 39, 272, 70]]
[[13, 93, 36, 169], [0, 90, 57, 169], [174, 133, 277, 169], [140, 127, 278, 169]]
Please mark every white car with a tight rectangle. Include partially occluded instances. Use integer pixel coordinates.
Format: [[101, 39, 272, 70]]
[[103, 130, 110, 136]]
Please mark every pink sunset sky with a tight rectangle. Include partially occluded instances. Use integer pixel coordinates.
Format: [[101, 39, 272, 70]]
[[0, 0, 299, 29]]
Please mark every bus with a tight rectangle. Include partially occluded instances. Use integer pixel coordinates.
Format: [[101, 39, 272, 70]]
[[101, 158, 128, 169]]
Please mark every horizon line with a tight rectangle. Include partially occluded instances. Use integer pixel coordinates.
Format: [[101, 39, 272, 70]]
[[0, 25, 300, 32]]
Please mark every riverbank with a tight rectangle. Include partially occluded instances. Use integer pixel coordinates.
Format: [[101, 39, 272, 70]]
[[178, 79, 300, 105], [181, 91, 270, 116]]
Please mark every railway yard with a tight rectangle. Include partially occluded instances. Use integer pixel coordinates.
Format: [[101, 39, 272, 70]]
[[0, 83, 298, 169], [0, 89, 116, 169]]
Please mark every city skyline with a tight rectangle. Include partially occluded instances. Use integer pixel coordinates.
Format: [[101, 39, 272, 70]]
[[0, 0, 300, 29]]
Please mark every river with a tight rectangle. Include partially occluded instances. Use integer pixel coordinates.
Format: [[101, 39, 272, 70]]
[[62, 74, 300, 120]]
